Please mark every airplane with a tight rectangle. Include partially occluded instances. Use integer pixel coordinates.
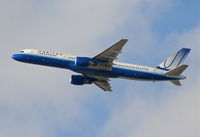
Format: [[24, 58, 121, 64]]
[[12, 39, 191, 91]]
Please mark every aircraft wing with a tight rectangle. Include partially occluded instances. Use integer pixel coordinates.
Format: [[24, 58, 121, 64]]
[[94, 81, 112, 91], [84, 74, 112, 91], [81, 39, 128, 91], [93, 39, 128, 63]]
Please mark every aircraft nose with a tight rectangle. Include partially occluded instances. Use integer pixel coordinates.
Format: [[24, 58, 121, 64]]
[[12, 54, 17, 60], [12, 54, 23, 61], [12, 54, 20, 60]]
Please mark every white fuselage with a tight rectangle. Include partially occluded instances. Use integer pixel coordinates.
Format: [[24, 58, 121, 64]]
[[12, 49, 182, 82]]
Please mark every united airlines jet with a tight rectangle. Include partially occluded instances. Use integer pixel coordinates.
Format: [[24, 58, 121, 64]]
[[12, 39, 191, 91]]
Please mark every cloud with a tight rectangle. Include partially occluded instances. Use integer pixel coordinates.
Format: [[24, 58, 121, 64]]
[[0, 0, 138, 137], [0, 0, 199, 137], [98, 26, 200, 137]]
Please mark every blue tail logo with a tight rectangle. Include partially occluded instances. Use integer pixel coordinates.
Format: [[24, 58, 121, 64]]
[[156, 48, 191, 71]]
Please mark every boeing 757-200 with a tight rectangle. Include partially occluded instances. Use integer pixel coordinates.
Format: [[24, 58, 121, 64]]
[[12, 39, 191, 91]]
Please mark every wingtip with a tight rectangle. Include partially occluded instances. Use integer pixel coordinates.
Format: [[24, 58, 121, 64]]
[[122, 39, 128, 41]]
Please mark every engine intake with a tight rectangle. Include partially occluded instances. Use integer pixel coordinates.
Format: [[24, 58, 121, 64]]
[[75, 57, 92, 67], [70, 75, 93, 85], [75, 57, 106, 67]]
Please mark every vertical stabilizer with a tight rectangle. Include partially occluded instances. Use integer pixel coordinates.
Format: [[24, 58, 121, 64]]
[[156, 48, 191, 71]]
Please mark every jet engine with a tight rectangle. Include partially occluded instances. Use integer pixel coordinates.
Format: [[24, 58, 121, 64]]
[[75, 57, 106, 67], [70, 75, 93, 85], [75, 57, 93, 67]]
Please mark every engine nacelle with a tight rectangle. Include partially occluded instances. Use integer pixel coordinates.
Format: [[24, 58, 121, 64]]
[[75, 57, 92, 67], [70, 75, 93, 85], [75, 57, 106, 67]]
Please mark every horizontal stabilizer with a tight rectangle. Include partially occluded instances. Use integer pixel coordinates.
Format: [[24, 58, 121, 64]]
[[170, 80, 181, 86], [165, 64, 188, 76]]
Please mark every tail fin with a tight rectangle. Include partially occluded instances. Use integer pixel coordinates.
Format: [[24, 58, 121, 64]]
[[156, 48, 191, 71], [166, 64, 188, 86]]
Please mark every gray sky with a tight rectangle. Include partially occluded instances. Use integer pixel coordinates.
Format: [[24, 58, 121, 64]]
[[0, 0, 199, 137]]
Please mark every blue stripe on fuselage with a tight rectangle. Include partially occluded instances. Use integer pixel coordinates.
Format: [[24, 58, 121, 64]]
[[12, 53, 178, 81], [12, 53, 72, 69], [156, 66, 169, 71]]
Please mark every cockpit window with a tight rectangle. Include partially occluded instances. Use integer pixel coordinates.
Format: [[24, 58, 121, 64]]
[[20, 51, 24, 53]]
